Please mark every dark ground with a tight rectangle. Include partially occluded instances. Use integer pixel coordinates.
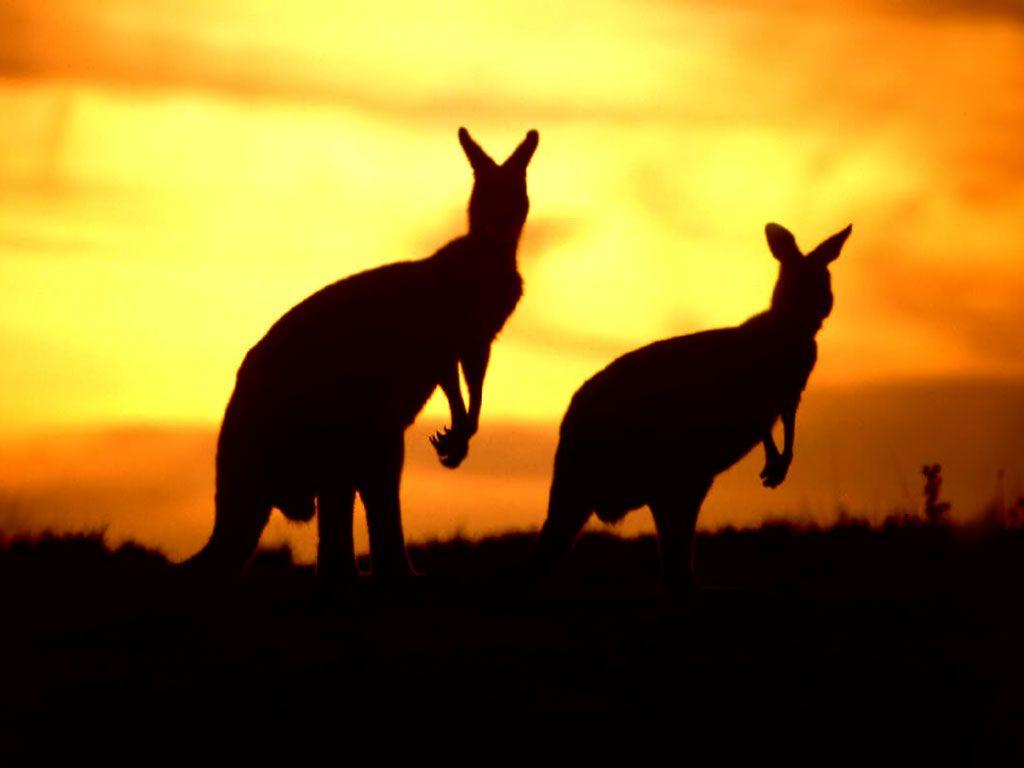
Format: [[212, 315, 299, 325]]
[[1, 524, 1022, 762]]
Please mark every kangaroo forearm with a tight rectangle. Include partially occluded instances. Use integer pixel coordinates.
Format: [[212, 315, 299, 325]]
[[461, 344, 491, 434], [781, 408, 796, 459], [438, 361, 468, 428], [763, 408, 796, 462]]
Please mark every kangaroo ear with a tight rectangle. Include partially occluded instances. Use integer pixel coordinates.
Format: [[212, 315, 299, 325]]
[[765, 223, 800, 263], [504, 129, 539, 171], [807, 224, 852, 265], [458, 127, 496, 173]]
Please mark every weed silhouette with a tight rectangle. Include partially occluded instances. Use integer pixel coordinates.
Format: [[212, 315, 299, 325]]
[[528, 222, 852, 595], [182, 128, 539, 587], [922, 463, 951, 525], [1009, 498, 1024, 528]]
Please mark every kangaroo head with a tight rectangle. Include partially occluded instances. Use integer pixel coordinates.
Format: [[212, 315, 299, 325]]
[[459, 127, 539, 241], [765, 222, 852, 333]]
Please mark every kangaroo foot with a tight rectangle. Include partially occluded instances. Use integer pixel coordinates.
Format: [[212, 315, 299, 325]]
[[366, 566, 426, 609], [316, 566, 361, 612], [371, 562, 423, 589], [488, 562, 536, 604], [659, 570, 698, 611], [317, 565, 362, 593]]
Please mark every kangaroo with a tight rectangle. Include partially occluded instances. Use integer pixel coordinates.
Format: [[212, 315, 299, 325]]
[[527, 222, 851, 595], [183, 127, 539, 586]]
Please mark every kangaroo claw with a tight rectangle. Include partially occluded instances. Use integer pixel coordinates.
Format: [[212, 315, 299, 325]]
[[430, 425, 470, 468], [760, 459, 788, 489]]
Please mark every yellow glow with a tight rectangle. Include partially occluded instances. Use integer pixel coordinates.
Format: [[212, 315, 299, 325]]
[[0, 0, 1021, 440]]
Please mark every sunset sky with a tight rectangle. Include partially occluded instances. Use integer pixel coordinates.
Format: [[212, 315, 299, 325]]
[[1, 1, 1022, 558]]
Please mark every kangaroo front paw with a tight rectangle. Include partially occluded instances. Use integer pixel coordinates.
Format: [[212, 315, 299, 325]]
[[429, 426, 470, 468], [760, 456, 790, 488]]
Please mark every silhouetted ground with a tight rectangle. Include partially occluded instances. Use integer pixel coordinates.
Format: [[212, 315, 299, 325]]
[[1, 525, 1022, 762]]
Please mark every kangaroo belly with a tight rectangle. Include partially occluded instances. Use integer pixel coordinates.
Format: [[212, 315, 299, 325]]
[[560, 370, 784, 502], [276, 495, 316, 522], [689, 392, 782, 470], [220, 359, 439, 500]]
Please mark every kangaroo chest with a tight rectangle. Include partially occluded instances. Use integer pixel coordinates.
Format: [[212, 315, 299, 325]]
[[455, 269, 523, 346], [765, 338, 817, 399]]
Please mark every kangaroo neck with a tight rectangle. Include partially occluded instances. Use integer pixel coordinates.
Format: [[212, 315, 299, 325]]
[[761, 307, 822, 343], [466, 229, 521, 269]]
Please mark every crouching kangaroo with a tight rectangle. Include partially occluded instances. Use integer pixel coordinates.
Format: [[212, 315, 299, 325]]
[[527, 222, 851, 595], [183, 127, 539, 586]]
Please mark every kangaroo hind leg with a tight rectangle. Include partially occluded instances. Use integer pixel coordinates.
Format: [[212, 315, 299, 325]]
[[649, 478, 712, 598], [317, 481, 358, 593], [357, 432, 416, 583]]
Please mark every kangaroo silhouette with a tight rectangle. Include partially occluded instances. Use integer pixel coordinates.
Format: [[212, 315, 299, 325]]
[[527, 222, 852, 594], [183, 127, 539, 585]]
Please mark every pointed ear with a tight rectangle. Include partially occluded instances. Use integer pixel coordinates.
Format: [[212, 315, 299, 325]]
[[458, 127, 496, 173], [765, 223, 800, 263], [504, 129, 539, 171], [807, 224, 852, 265]]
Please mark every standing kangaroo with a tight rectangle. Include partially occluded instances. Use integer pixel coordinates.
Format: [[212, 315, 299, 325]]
[[528, 222, 851, 594], [184, 127, 539, 585]]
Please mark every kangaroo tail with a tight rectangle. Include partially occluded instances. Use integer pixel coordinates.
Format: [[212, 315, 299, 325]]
[[178, 486, 271, 582], [526, 441, 593, 578]]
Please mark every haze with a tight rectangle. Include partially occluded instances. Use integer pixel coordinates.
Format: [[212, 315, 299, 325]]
[[1, 0, 1021, 557]]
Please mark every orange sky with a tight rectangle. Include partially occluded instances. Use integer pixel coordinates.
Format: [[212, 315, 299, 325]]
[[0, 1, 1022, 555]]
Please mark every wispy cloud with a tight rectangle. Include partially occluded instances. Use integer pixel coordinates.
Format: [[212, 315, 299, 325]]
[[898, 0, 1024, 23], [869, 260, 1024, 373], [0, 1, 713, 125]]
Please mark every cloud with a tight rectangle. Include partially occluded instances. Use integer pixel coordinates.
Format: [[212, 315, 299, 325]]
[[0, 231, 104, 257], [509, 321, 634, 361], [650, 0, 1024, 24], [897, 0, 1024, 23], [0, 1, 706, 126], [868, 259, 1024, 373]]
